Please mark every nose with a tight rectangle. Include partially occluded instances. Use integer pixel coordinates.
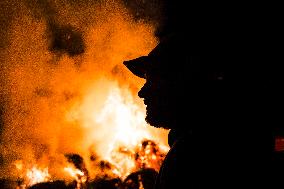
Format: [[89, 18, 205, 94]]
[[138, 84, 148, 99]]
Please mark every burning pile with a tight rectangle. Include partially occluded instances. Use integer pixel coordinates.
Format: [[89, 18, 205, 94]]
[[0, 0, 169, 188], [3, 85, 169, 189], [13, 139, 167, 189]]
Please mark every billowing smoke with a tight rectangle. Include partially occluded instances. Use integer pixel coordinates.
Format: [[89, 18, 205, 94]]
[[24, 0, 85, 56], [0, 0, 169, 187]]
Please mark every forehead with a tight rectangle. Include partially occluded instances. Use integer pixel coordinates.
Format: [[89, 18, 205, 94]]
[[144, 69, 174, 84], [143, 36, 188, 81]]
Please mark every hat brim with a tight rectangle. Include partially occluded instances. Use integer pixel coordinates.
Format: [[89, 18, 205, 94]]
[[123, 56, 149, 79]]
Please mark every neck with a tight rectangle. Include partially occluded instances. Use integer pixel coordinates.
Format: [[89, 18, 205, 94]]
[[168, 127, 192, 147]]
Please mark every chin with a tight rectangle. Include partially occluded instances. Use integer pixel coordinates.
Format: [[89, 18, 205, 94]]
[[145, 111, 171, 130]]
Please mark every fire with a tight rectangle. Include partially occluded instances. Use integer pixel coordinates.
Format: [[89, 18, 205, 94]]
[[94, 86, 169, 178], [95, 87, 149, 176], [64, 166, 85, 179], [11, 85, 169, 188], [1, 0, 169, 188], [135, 140, 168, 172], [25, 166, 51, 186], [96, 87, 150, 146], [14, 162, 51, 188], [64, 165, 87, 189]]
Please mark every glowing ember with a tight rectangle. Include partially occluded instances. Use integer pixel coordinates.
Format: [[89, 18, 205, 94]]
[[138, 174, 144, 189], [26, 166, 51, 186], [64, 165, 87, 189], [64, 166, 85, 178], [134, 140, 167, 172]]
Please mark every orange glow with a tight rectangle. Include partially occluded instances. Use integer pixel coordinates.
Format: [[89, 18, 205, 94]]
[[90, 86, 169, 178], [64, 165, 87, 188], [94, 86, 150, 177], [96, 87, 151, 146], [64, 166, 85, 178], [14, 160, 24, 171], [26, 166, 51, 186], [1, 0, 169, 187]]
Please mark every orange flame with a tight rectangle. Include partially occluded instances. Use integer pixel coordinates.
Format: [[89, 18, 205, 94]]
[[92, 86, 169, 178], [64, 165, 87, 189], [25, 166, 51, 186], [1, 0, 169, 187], [64, 166, 84, 179]]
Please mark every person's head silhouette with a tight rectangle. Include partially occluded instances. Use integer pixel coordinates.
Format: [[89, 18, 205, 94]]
[[124, 33, 196, 130], [123, 31, 225, 131]]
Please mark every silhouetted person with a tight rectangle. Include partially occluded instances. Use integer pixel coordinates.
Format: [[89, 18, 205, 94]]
[[121, 0, 284, 187], [123, 28, 279, 188]]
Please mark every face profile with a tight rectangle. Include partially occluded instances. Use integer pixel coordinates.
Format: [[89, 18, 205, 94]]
[[123, 33, 188, 130], [138, 73, 175, 129]]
